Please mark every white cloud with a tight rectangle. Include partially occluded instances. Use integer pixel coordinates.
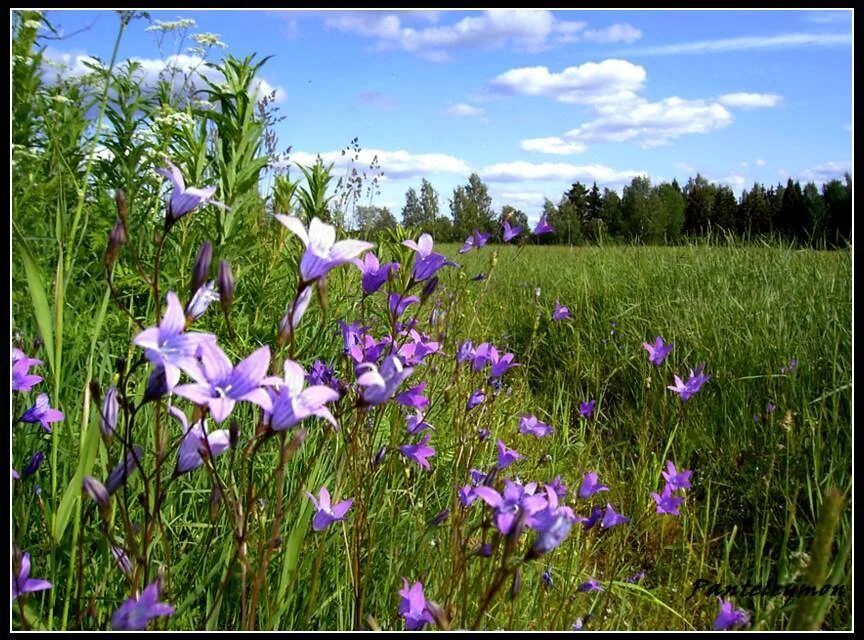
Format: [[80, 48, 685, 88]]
[[583, 23, 642, 44], [520, 137, 587, 155], [718, 93, 783, 108], [614, 32, 850, 57], [798, 161, 850, 184], [41, 49, 287, 102], [289, 148, 471, 180], [801, 11, 851, 24], [444, 103, 484, 117], [756, 158, 767, 166], [323, 10, 639, 59], [490, 59, 646, 104], [480, 160, 645, 185], [496, 191, 547, 207], [713, 174, 747, 193]]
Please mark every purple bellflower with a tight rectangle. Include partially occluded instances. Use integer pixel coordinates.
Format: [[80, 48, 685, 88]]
[[306, 486, 353, 531], [502, 219, 523, 242], [174, 343, 272, 424], [473, 480, 547, 536], [132, 291, 216, 391], [651, 483, 685, 516], [111, 580, 175, 630], [667, 364, 711, 401], [713, 598, 750, 631], [661, 460, 693, 492], [275, 214, 373, 283], [353, 252, 399, 295], [643, 336, 673, 366], [406, 411, 434, 435], [19, 393, 64, 432], [267, 359, 339, 431], [466, 388, 486, 411], [579, 400, 596, 420], [497, 439, 522, 469], [398, 578, 435, 631], [519, 414, 554, 438], [533, 214, 554, 235], [389, 293, 420, 318], [356, 355, 414, 406], [168, 406, 230, 475], [399, 433, 436, 471], [578, 471, 609, 499], [12, 348, 43, 392], [459, 228, 491, 254], [155, 160, 226, 224], [12, 551, 52, 600], [577, 578, 604, 593], [553, 301, 571, 321], [600, 503, 630, 529]]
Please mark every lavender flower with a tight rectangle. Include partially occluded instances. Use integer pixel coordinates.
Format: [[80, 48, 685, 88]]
[[502, 219, 522, 242], [578, 471, 609, 499], [105, 446, 144, 495], [582, 505, 604, 529], [519, 414, 554, 438], [155, 160, 226, 224], [579, 400, 596, 420], [267, 359, 340, 432], [398, 578, 435, 631], [530, 510, 574, 556], [473, 480, 547, 536], [458, 228, 491, 254], [490, 352, 519, 378], [168, 406, 231, 475], [713, 598, 750, 631], [466, 388, 486, 411], [22, 451, 44, 478], [403, 233, 457, 281], [667, 364, 711, 401], [406, 411, 434, 435], [661, 461, 693, 492], [133, 291, 216, 391], [306, 486, 353, 531], [389, 293, 420, 318], [643, 336, 673, 366], [456, 340, 474, 363], [533, 214, 554, 235], [82, 475, 109, 509], [600, 503, 630, 529], [356, 355, 414, 406], [547, 475, 568, 499], [185, 281, 219, 321], [174, 343, 272, 424], [399, 433, 436, 471], [111, 580, 175, 630], [19, 393, 64, 432], [353, 252, 399, 295], [275, 215, 373, 283], [651, 483, 685, 516], [577, 578, 604, 593], [552, 301, 571, 321], [11, 349, 43, 392], [497, 440, 522, 469], [101, 385, 119, 439], [458, 485, 477, 507], [12, 552, 52, 600]]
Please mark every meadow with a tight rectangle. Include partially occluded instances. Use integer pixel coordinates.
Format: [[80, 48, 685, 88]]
[[11, 11, 851, 632]]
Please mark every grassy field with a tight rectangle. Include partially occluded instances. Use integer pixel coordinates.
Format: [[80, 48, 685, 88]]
[[12, 232, 851, 630]]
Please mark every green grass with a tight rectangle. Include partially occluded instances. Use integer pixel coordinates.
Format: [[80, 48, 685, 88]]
[[12, 239, 851, 631]]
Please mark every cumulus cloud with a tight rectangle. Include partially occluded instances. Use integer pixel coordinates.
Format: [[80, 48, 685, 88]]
[[288, 148, 471, 180], [798, 161, 850, 184], [323, 10, 640, 59], [756, 158, 767, 166], [613, 32, 850, 57], [444, 103, 484, 117], [41, 48, 287, 103], [713, 174, 748, 193], [480, 160, 645, 185], [520, 137, 587, 155], [718, 92, 783, 108], [490, 59, 646, 104], [495, 191, 547, 207]]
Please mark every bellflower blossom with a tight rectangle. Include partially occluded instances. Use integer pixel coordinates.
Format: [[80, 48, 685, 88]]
[[155, 160, 226, 224], [19, 393, 64, 432], [398, 578, 435, 631], [643, 336, 673, 366], [502, 219, 522, 242], [12, 552, 52, 600], [519, 414, 554, 438], [553, 301, 571, 321], [168, 406, 230, 475], [399, 433, 436, 471], [267, 360, 339, 431], [661, 460, 693, 491], [578, 471, 609, 499], [600, 503, 630, 529], [275, 214, 373, 283], [111, 580, 175, 630], [12, 348, 43, 392], [458, 229, 491, 254], [473, 480, 547, 535], [357, 355, 414, 406], [651, 484, 685, 516], [353, 253, 399, 295], [533, 214, 554, 235], [713, 598, 750, 631], [667, 364, 711, 401], [306, 486, 353, 531]]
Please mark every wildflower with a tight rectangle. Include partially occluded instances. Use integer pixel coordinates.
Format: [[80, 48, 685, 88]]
[[353, 253, 399, 295], [582, 506, 603, 529], [403, 233, 457, 281], [189, 241, 212, 298], [477, 427, 491, 441], [406, 411, 434, 435], [766, 402, 777, 413], [111, 546, 133, 576], [275, 215, 373, 283], [490, 352, 519, 378], [306, 486, 353, 531], [470, 342, 498, 371], [661, 461, 693, 492], [168, 406, 230, 475], [111, 580, 175, 630], [185, 281, 219, 321], [155, 160, 226, 225], [399, 433, 436, 471], [19, 393, 64, 432], [100, 385, 119, 439], [389, 293, 420, 318], [578, 471, 609, 499], [458, 485, 477, 507], [552, 301, 571, 321], [356, 355, 414, 406], [456, 340, 474, 363], [22, 451, 44, 478], [105, 446, 144, 495], [11, 348, 43, 392], [267, 360, 339, 432], [541, 568, 553, 587], [579, 400, 596, 420], [466, 389, 486, 411], [502, 219, 522, 242], [217, 260, 234, 314], [600, 503, 630, 529], [577, 578, 604, 592], [473, 480, 547, 536], [496, 440, 522, 469], [132, 291, 216, 391], [713, 598, 750, 631], [651, 483, 685, 516], [278, 286, 313, 341], [12, 552, 52, 600], [519, 414, 554, 438], [458, 229, 491, 254], [82, 476, 109, 509], [533, 214, 554, 235], [398, 578, 434, 631], [402, 232, 436, 258], [394, 382, 429, 411], [667, 364, 711, 401], [174, 343, 272, 424], [430, 508, 450, 526], [530, 512, 574, 556], [547, 475, 568, 499], [779, 358, 798, 375], [628, 570, 646, 583], [643, 336, 673, 366]]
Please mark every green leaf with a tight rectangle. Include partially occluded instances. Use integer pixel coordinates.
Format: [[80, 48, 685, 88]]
[[12, 222, 55, 373]]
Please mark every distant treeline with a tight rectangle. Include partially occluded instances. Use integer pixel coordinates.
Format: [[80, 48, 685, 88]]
[[349, 173, 852, 248]]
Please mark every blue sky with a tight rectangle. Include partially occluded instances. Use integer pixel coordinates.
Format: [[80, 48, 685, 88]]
[[38, 9, 852, 222]]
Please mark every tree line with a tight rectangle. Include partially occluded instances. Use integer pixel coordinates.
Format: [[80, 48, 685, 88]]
[[349, 172, 852, 248]]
